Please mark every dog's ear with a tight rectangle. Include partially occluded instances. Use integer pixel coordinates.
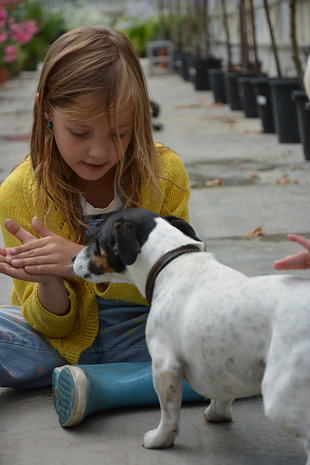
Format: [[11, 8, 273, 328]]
[[112, 221, 141, 265], [164, 215, 201, 241]]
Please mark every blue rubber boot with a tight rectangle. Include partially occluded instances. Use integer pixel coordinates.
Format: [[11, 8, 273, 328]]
[[52, 362, 204, 427]]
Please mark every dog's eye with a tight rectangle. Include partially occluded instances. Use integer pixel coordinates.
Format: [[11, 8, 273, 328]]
[[107, 241, 118, 255]]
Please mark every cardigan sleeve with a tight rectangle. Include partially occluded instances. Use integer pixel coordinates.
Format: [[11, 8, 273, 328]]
[[0, 161, 79, 338]]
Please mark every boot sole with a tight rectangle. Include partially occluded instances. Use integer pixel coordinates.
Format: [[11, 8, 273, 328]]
[[52, 365, 88, 427]]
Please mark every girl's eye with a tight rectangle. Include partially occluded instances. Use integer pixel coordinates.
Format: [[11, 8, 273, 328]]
[[112, 132, 126, 139], [71, 130, 89, 138]]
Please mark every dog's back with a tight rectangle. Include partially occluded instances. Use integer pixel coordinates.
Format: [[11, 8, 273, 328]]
[[147, 253, 310, 401]]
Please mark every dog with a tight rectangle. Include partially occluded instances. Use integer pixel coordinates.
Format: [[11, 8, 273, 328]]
[[73, 208, 310, 461]]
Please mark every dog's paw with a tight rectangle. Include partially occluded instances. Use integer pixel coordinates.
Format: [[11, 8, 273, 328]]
[[204, 411, 232, 423], [143, 428, 176, 449], [204, 400, 233, 423]]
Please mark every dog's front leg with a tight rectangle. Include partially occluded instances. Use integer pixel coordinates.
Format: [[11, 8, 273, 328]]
[[204, 399, 233, 422], [143, 370, 182, 449]]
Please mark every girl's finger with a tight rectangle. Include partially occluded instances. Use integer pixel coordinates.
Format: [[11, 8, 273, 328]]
[[9, 253, 57, 267], [274, 251, 308, 270], [32, 217, 57, 237], [24, 263, 74, 277], [287, 234, 310, 251], [0, 262, 43, 281], [4, 219, 36, 244], [5, 239, 46, 256]]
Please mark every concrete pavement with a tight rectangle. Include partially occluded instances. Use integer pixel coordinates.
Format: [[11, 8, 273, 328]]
[[0, 65, 309, 465]]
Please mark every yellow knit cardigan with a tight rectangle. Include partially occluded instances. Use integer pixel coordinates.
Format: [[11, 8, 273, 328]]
[[0, 146, 190, 364]]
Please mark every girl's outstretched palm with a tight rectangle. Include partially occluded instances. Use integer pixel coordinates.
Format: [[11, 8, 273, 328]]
[[0, 217, 84, 282]]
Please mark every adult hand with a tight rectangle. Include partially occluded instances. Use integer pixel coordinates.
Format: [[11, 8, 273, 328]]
[[1, 217, 84, 279], [273, 234, 310, 270]]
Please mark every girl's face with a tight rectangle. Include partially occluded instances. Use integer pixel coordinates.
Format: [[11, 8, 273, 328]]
[[46, 95, 134, 185]]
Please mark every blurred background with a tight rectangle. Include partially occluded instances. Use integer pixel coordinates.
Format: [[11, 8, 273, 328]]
[[1, 0, 310, 81]]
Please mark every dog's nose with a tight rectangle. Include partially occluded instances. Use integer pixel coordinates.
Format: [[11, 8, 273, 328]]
[[72, 255, 77, 262]]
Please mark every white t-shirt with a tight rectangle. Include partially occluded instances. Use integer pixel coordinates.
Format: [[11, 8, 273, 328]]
[[80, 178, 122, 216]]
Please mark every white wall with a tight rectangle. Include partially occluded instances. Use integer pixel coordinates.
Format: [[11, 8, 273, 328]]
[[208, 0, 310, 77]]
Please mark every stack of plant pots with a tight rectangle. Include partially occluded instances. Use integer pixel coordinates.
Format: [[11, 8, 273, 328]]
[[305, 102, 310, 161], [270, 79, 303, 143], [224, 71, 243, 110], [238, 76, 258, 118], [190, 56, 222, 91], [293, 91, 310, 161], [251, 78, 275, 133], [208, 69, 227, 103], [175, 53, 194, 81]]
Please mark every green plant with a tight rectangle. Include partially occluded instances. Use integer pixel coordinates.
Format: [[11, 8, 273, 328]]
[[118, 16, 161, 57], [22, 1, 67, 70]]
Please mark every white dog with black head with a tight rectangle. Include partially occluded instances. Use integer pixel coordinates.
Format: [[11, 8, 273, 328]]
[[73, 208, 310, 463]]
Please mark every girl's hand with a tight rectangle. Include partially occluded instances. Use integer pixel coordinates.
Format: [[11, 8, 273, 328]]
[[2, 217, 84, 278], [0, 247, 51, 283], [274, 234, 310, 270]]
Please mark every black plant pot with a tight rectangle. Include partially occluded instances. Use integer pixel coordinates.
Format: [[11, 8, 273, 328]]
[[178, 54, 201, 82], [251, 78, 275, 133], [190, 57, 222, 91], [238, 77, 258, 118], [208, 69, 227, 103], [187, 55, 201, 84], [270, 79, 302, 143], [292, 91, 310, 161], [173, 50, 183, 72], [305, 102, 310, 159], [175, 53, 191, 80], [224, 71, 243, 110]]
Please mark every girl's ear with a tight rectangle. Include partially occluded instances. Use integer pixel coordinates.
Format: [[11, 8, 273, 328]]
[[44, 109, 52, 121], [36, 93, 53, 120]]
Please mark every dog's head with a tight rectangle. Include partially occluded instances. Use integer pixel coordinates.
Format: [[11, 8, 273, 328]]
[[73, 208, 202, 284]]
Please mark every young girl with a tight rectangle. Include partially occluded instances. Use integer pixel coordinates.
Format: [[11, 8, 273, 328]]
[[0, 26, 202, 426]]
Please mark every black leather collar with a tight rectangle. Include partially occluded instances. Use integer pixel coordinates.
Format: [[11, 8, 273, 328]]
[[145, 244, 201, 305]]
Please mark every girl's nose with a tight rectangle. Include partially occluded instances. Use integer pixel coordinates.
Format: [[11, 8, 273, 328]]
[[88, 137, 112, 160]]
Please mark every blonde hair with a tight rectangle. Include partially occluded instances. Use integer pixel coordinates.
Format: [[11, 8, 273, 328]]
[[30, 26, 163, 242]]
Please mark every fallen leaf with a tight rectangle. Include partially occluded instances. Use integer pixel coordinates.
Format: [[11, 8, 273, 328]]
[[223, 117, 236, 124], [207, 102, 224, 108], [276, 173, 298, 185], [205, 178, 222, 187], [276, 174, 289, 185], [250, 172, 260, 180], [175, 103, 202, 110], [244, 226, 266, 238]]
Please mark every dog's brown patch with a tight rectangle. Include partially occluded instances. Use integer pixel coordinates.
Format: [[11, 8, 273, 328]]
[[90, 249, 115, 274]]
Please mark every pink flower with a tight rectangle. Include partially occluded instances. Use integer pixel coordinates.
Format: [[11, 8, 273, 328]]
[[9, 20, 37, 45], [0, 32, 7, 43], [4, 44, 17, 62], [0, 6, 8, 21]]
